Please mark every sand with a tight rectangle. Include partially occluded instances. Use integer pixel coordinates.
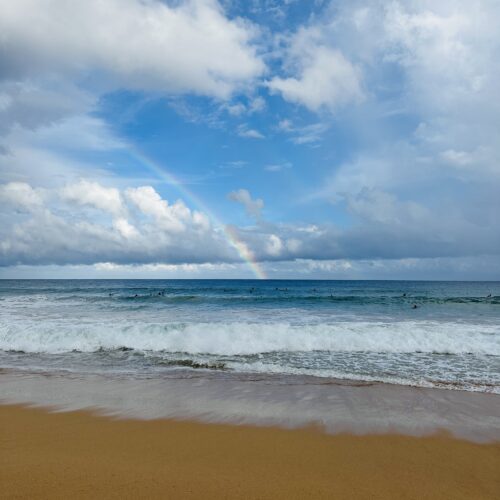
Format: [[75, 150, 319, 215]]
[[0, 404, 498, 499]]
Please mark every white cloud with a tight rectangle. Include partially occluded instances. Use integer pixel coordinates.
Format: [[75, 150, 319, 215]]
[[440, 149, 474, 167], [61, 180, 125, 217], [3, 255, 500, 280], [126, 186, 194, 233], [264, 162, 292, 172], [113, 217, 139, 239], [227, 188, 264, 219], [226, 103, 247, 116], [223, 96, 266, 117], [0, 82, 129, 188], [1, 178, 499, 270], [0, 80, 95, 136], [294, 0, 500, 261], [237, 125, 265, 139], [0, 180, 235, 266], [265, 234, 283, 256], [0, 0, 265, 99], [268, 27, 363, 111], [249, 96, 266, 113], [0, 182, 43, 211], [276, 119, 329, 145]]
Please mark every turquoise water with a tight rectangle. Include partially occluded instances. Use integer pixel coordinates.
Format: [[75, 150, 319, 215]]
[[0, 280, 499, 392]]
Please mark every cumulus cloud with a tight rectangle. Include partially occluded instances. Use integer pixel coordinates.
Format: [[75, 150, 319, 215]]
[[0, 181, 235, 266], [1, 179, 499, 271], [227, 189, 264, 219], [0, 0, 265, 99], [61, 180, 125, 217], [126, 186, 210, 233], [0, 182, 43, 212]]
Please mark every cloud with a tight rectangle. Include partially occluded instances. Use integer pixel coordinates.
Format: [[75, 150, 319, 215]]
[[0, 103, 128, 188], [1, 178, 499, 271], [1, 0, 499, 278], [276, 119, 328, 144], [61, 180, 125, 217], [0, 0, 265, 99], [265, 234, 283, 256], [126, 185, 210, 233], [289, 0, 500, 263], [0, 80, 95, 136], [224, 96, 266, 116], [0, 182, 43, 212], [264, 162, 292, 172], [3, 255, 500, 280], [227, 188, 264, 219], [0, 181, 235, 266], [249, 96, 266, 113], [237, 125, 265, 139], [268, 27, 363, 111]]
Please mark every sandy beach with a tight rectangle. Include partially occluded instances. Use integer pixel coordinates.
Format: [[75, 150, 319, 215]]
[[1, 404, 499, 500]]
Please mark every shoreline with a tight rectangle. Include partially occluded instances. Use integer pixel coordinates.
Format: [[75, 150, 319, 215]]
[[1, 403, 499, 499], [1, 369, 499, 442], [2, 363, 499, 395]]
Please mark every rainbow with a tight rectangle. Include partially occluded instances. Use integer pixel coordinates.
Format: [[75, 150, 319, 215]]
[[129, 148, 267, 280]]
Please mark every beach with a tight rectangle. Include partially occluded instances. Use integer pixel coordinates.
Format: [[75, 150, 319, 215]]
[[1, 403, 499, 500], [2, 0, 500, 495], [1, 280, 499, 498]]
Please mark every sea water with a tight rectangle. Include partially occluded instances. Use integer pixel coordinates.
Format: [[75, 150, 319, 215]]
[[0, 279, 499, 393]]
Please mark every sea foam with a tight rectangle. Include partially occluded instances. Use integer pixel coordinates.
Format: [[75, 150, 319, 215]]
[[1, 320, 498, 355]]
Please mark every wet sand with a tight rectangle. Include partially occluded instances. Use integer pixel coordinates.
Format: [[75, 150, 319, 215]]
[[1, 371, 499, 441], [1, 404, 499, 499]]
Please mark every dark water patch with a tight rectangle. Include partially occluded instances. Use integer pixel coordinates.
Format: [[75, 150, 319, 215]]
[[104, 294, 500, 305], [157, 359, 227, 371]]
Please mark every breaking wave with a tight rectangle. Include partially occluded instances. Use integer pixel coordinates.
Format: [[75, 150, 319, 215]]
[[1, 320, 498, 356]]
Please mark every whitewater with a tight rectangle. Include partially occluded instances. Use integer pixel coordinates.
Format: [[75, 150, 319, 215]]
[[0, 279, 499, 393]]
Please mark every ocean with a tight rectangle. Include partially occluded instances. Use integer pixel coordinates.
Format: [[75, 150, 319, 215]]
[[1, 279, 499, 394]]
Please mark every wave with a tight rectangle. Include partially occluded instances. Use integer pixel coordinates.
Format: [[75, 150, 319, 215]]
[[0, 320, 498, 356], [45, 293, 500, 305]]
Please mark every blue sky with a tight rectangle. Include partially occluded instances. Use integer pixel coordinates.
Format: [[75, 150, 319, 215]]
[[1, 0, 499, 279]]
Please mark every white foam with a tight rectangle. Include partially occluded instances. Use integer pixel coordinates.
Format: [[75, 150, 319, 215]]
[[0, 320, 499, 355]]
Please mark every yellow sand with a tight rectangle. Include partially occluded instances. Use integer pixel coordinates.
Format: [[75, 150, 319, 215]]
[[0, 404, 498, 499]]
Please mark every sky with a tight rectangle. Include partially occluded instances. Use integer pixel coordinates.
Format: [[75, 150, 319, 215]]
[[0, 0, 499, 280]]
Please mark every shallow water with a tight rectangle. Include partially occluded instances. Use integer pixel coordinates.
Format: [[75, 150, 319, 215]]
[[1, 370, 499, 442]]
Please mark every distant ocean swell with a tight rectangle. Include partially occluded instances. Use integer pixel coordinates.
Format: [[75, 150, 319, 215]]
[[32, 293, 500, 305]]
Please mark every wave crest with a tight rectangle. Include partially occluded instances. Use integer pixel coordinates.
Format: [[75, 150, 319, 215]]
[[0, 320, 498, 356]]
